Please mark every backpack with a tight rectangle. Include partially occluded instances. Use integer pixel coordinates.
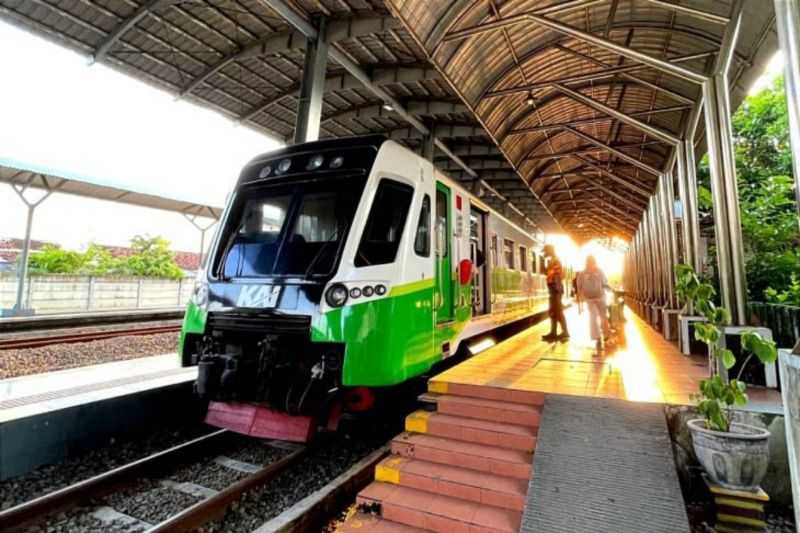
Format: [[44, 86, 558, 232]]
[[581, 271, 604, 299]]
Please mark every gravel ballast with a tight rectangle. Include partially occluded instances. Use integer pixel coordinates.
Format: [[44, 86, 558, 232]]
[[0, 423, 212, 509], [0, 332, 179, 379], [104, 481, 201, 524], [205, 423, 400, 532]]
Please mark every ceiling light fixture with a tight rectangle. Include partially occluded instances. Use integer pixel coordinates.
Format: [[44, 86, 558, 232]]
[[525, 92, 535, 106], [382, 102, 394, 112]]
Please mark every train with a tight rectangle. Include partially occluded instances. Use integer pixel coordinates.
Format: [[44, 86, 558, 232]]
[[179, 135, 551, 441]]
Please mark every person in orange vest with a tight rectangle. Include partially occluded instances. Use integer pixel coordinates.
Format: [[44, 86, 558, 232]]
[[542, 244, 569, 342]]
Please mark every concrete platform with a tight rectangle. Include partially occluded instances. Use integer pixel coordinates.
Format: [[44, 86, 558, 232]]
[[337, 307, 782, 532], [0, 307, 184, 332], [0, 354, 198, 479]]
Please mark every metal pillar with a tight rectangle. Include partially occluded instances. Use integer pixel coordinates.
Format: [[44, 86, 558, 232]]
[[702, 0, 747, 325], [294, 17, 327, 144], [775, 0, 800, 222], [660, 173, 679, 308], [183, 214, 218, 270], [9, 184, 52, 315], [422, 131, 435, 162], [675, 138, 702, 272]]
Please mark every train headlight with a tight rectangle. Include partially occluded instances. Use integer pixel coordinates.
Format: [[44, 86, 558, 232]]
[[191, 280, 209, 310], [329, 156, 344, 169], [325, 283, 349, 308], [306, 154, 324, 170], [276, 158, 292, 174], [258, 165, 272, 179]]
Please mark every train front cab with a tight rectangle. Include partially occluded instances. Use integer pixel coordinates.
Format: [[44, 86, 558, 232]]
[[178, 138, 476, 441]]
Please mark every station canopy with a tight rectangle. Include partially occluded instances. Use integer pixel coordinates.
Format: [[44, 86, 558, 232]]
[[0, 0, 779, 241], [0, 158, 222, 219]]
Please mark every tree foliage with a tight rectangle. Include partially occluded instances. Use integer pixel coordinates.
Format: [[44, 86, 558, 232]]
[[27, 236, 185, 279], [696, 76, 799, 304]]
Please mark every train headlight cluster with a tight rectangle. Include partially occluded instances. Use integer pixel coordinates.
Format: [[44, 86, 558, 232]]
[[326, 283, 387, 307], [191, 280, 209, 310], [325, 284, 349, 308]]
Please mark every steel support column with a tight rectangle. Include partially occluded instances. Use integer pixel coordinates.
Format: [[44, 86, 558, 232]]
[[183, 214, 218, 270], [294, 17, 328, 144], [9, 184, 52, 315], [703, 0, 747, 325], [675, 141, 696, 269], [660, 173, 679, 308], [774, 0, 800, 222], [422, 131, 435, 162]]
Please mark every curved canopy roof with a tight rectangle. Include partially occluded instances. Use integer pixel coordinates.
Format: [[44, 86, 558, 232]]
[[0, 0, 779, 240]]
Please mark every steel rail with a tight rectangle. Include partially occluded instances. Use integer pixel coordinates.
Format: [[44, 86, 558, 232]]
[[146, 446, 307, 532], [0, 324, 182, 350], [0, 430, 230, 532]]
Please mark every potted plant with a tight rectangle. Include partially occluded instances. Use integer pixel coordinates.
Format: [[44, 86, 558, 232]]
[[674, 264, 778, 491]]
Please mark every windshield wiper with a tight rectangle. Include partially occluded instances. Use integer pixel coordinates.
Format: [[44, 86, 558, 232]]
[[304, 224, 348, 278]]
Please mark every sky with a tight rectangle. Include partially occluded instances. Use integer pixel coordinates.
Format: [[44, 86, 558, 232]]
[[0, 18, 785, 257], [0, 20, 280, 254]]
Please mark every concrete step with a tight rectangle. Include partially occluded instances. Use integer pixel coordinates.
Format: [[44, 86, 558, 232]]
[[391, 432, 532, 480], [436, 395, 542, 428], [428, 380, 544, 407], [376, 455, 528, 512], [358, 482, 521, 533], [334, 511, 425, 532], [405, 410, 537, 452]]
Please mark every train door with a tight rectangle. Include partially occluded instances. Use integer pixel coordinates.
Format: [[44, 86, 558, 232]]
[[435, 182, 454, 323], [469, 208, 488, 315]]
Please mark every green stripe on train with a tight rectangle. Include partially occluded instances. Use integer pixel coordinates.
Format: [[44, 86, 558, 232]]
[[312, 278, 469, 387]]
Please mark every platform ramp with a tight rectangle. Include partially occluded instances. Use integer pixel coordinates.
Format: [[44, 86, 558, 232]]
[[521, 394, 689, 533]]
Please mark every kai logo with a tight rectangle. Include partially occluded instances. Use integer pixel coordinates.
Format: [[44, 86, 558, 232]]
[[237, 285, 282, 308]]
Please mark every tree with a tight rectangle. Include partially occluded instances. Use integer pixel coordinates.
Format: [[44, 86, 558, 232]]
[[27, 245, 85, 274], [123, 235, 185, 279], [25, 236, 186, 279], [696, 76, 800, 304]]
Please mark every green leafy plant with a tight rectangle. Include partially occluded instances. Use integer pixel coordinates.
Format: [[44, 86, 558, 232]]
[[25, 236, 185, 279], [696, 77, 800, 302], [675, 263, 778, 432]]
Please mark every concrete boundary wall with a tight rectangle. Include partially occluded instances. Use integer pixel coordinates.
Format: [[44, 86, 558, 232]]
[[0, 275, 192, 314]]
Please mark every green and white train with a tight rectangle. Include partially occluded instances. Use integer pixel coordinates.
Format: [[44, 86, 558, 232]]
[[180, 135, 549, 441]]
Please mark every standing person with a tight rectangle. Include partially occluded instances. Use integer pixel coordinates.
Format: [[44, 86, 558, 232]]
[[542, 244, 569, 342], [577, 255, 611, 351]]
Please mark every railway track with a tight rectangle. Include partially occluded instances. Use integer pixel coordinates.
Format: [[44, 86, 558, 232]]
[[0, 323, 182, 350], [0, 429, 306, 532]]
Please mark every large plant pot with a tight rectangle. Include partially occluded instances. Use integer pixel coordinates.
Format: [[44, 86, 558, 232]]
[[687, 418, 770, 491]]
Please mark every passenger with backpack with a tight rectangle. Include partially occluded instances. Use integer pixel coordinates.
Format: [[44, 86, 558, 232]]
[[576, 255, 611, 352]]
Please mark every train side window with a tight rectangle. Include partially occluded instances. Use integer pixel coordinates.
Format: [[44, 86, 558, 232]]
[[355, 179, 414, 267], [532, 251, 538, 274], [503, 239, 514, 269], [490, 234, 498, 267], [414, 195, 431, 257], [518, 245, 527, 272]]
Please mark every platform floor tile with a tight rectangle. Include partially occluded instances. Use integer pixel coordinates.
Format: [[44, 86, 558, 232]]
[[431, 308, 708, 405], [521, 394, 690, 533]]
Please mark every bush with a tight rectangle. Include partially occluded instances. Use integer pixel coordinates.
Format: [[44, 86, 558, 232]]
[[25, 236, 185, 279]]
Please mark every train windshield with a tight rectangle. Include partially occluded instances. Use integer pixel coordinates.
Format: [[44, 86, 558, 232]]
[[215, 177, 365, 279]]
